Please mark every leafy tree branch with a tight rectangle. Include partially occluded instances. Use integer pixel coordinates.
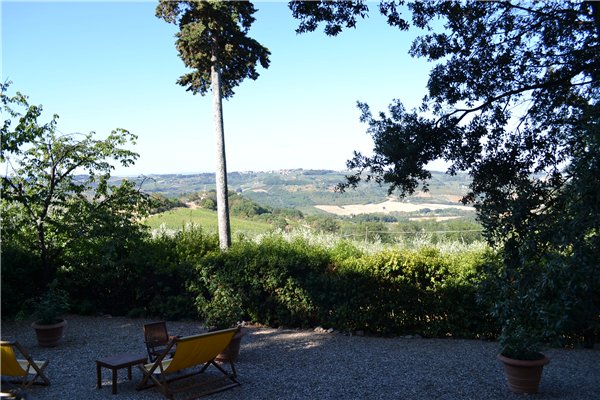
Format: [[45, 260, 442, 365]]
[[1, 83, 152, 288]]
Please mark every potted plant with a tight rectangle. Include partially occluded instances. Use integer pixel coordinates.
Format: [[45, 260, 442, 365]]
[[196, 285, 245, 362], [31, 280, 70, 347], [496, 322, 550, 394], [486, 250, 554, 394]]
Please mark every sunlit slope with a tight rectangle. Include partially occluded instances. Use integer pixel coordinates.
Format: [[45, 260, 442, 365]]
[[145, 207, 273, 234]]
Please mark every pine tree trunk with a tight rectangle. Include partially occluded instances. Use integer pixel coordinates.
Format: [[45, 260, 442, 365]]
[[211, 56, 231, 250]]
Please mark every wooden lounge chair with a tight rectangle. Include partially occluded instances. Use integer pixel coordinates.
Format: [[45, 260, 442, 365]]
[[0, 340, 50, 389], [137, 327, 240, 399], [144, 321, 176, 362]]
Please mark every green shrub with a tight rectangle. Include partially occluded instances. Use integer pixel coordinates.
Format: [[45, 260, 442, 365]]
[[10, 218, 497, 338], [59, 225, 214, 319], [199, 197, 217, 210], [193, 236, 328, 328], [1, 241, 45, 319], [188, 235, 496, 337], [196, 284, 244, 328]]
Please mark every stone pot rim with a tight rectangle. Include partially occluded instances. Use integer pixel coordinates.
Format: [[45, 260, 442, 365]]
[[32, 318, 67, 329], [497, 353, 550, 367]]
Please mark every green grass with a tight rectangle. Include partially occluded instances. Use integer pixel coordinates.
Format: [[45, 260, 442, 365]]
[[144, 207, 274, 235]]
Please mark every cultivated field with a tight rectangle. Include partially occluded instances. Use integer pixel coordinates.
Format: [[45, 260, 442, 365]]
[[314, 200, 474, 216], [144, 207, 273, 233]]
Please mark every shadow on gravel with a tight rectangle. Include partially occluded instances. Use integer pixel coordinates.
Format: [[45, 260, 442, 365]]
[[1, 316, 598, 400]]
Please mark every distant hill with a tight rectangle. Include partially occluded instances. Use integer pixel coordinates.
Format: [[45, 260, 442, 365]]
[[119, 169, 472, 215]]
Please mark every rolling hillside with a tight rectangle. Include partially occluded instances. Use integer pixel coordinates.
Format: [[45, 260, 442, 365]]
[[123, 169, 472, 215], [144, 207, 273, 234]]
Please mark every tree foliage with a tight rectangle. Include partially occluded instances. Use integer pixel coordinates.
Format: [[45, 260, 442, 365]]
[[156, 0, 270, 99], [1, 83, 153, 290], [290, 0, 600, 350]]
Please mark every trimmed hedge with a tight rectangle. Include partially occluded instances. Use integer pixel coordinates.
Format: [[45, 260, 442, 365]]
[[192, 235, 499, 338], [3, 226, 499, 338]]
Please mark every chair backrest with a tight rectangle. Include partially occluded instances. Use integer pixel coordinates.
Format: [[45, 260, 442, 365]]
[[144, 321, 169, 346], [163, 327, 238, 374], [0, 341, 27, 377]]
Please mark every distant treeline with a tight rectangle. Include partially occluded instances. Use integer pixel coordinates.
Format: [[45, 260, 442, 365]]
[[111, 169, 472, 209]]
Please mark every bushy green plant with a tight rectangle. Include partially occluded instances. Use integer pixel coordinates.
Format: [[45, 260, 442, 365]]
[[329, 240, 364, 263], [188, 234, 495, 337], [33, 280, 69, 324], [199, 197, 217, 210], [0, 238, 45, 319], [483, 245, 569, 360], [59, 225, 213, 319], [196, 284, 244, 329], [12, 212, 497, 338]]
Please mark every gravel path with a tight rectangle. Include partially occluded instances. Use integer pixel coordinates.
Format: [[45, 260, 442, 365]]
[[1, 315, 598, 399]]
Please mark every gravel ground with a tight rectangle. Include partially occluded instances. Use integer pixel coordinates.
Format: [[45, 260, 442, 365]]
[[1, 315, 598, 399]]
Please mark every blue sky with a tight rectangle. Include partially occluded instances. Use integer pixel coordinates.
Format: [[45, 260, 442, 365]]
[[2, 1, 435, 176]]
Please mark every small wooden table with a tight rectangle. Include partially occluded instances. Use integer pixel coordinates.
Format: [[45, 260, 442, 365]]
[[96, 353, 147, 394]]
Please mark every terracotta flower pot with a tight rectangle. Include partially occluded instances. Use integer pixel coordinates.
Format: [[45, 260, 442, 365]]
[[497, 353, 550, 394], [32, 319, 67, 347], [216, 328, 245, 362]]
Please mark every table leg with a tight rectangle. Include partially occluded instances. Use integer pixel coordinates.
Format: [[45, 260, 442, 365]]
[[127, 365, 132, 380], [112, 368, 118, 395], [96, 362, 101, 389]]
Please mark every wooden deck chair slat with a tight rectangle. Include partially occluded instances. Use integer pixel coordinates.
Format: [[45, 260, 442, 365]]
[[163, 329, 237, 374], [0, 341, 50, 389], [137, 327, 240, 399], [144, 321, 176, 362]]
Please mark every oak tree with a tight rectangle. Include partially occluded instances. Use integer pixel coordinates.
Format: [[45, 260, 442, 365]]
[[290, 0, 600, 348]]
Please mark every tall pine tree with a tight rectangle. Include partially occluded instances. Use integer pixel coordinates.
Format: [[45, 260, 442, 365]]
[[157, 0, 270, 249]]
